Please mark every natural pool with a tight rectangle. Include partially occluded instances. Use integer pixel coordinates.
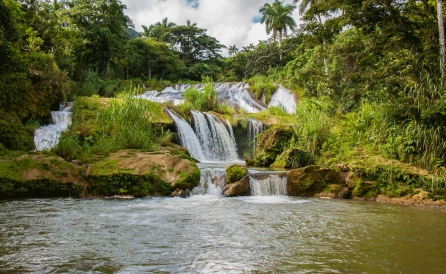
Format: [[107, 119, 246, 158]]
[[1, 196, 445, 273]]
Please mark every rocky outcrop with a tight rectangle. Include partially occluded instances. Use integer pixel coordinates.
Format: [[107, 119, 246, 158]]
[[287, 165, 348, 198], [271, 148, 312, 169], [0, 153, 85, 198], [226, 164, 248, 183], [0, 145, 200, 199], [247, 125, 295, 167], [88, 146, 200, 197], [222, 175, 251, 197]]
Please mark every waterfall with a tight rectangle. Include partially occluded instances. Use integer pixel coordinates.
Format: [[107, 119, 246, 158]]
[[247, 118, 264, 157], [191, 165, 227, 195], [249, 174, 287, 196], [166, 109, 240, 162], [165, 108, 206, 161], [268, 86, 297, 114], [34, 102, 74, 151], [138, 82, 267, 113]]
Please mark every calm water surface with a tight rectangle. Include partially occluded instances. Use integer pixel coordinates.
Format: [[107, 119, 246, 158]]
[[1, 196, 445, 273]]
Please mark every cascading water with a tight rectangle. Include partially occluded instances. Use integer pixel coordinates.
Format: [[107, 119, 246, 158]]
[[165, 108, 206, 161], [34, 102, 74, 151], [268, 86, 297, 114], [166, 109, 240, 163], [249, 173, 287, 196], [247, 118, 264, 157], [139, 82, 267, 113], [191, 164, 227, 195]]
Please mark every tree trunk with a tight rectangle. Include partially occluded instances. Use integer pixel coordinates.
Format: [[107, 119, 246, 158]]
[[438, 0, 445, 77], [279, 29, 283, 61]]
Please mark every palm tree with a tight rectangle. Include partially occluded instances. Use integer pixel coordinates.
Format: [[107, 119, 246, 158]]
[[259, 0, 296, 60], [228, 45, 239, 57], [293, 0, 322, 24], [438, 0, 445, 77]]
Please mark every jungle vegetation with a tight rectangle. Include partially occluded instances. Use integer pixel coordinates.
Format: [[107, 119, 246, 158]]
[[0, 0, 445, 184]]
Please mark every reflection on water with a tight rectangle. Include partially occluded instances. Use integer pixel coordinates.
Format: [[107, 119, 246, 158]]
[[1, 197, 445, 273]]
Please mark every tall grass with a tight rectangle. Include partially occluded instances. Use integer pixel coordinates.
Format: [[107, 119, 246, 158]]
[[293, 98, 334, 161], [183, 84, 219, 112], [55, 93, 168, 162], [247, 75, 277, 104]]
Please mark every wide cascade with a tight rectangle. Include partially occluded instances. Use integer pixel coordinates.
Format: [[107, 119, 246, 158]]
[[34, 102, 74, 151], [139, 82, 267, 113]]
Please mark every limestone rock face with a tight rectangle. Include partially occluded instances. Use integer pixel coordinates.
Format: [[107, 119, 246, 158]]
[[287, 165, 346, 197], [223, 175, 251, 197], [249, 125, 295, 167], [89, 145, 200, 189]]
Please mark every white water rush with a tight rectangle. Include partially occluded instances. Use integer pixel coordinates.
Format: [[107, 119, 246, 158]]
[[139, 82, 267, 113], [34, 102, 74, 151], [268, 86, 297, 114], [249, 174, 288, 196]]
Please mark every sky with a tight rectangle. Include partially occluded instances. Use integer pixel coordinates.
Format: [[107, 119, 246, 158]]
[[121, 0, 302, 55]]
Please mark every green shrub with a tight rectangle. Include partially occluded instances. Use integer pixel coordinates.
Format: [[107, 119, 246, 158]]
[[183, 84, 219, 112], [247, 75, 277, 104]]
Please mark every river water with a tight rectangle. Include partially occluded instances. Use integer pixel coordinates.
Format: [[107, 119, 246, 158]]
[[1, 196, 445, 273]]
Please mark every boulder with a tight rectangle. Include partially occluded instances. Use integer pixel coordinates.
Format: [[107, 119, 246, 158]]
[[226, 164, 248, 183], [223, 175, 251, 197], [287, 165, 346, 197], [172, 188, 190, 198], [271, 147, 313, 169], [249, 125, 295, 167]]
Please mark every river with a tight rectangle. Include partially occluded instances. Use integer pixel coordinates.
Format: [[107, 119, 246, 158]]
[[1, 196, 445, 273]]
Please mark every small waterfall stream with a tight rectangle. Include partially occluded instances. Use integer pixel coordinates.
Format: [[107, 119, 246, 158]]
[[247, 118, 264, 157], [34, 103, 74, 151], [249, 174, 287, 196]]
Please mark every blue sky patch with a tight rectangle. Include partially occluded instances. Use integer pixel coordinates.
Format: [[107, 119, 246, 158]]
[[186, 0, 199, 9], [252, 15, 262, 23]]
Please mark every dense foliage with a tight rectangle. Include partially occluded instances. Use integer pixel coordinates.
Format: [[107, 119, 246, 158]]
[[1, 0, 445, 185]]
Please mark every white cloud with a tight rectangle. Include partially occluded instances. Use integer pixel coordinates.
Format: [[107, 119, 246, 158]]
[[121, 0, 301, 55]]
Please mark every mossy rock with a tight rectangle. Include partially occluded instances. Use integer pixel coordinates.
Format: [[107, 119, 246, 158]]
[[0, 178, 83, 199], [88, 146, 200, 195], [250, 125, 295, 167], [287, 165, 345, 196], [222, 175, 251, 196], [271, 148, 313, 169], [226, 164, 248, 183], [0, 153, 86, 199]]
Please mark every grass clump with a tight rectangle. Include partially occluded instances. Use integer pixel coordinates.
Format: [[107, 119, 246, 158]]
[[183, 84, 219, 112], [247, 75, 277, 104], [55, 93, 170, 162]]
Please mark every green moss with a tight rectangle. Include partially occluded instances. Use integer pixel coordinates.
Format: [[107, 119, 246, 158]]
[[174, 165, 200, 189], [272, 148, 313, 169], [0, 178, 83, 199], [226, 164, 248, 183], [250, 125, 295, 167], [87, 173, 172, 197]]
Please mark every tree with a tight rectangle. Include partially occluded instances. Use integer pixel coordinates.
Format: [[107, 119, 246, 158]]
[[132, 37, 183, 80], [438, 0, 445, 76], [228, 45, 239, 57], [259, 0, 296, 60], [142, 17, 176, 41], [293, 0, 322, 24], [64, 0, 133, 78]]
